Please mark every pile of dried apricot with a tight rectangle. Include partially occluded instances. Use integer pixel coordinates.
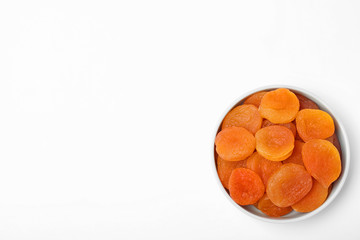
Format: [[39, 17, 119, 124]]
[[215, 88, 342, 217]]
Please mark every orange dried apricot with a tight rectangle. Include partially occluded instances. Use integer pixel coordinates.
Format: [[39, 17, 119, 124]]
[[295, 93, 319, 110], [246, 152, 282, 186], [302, 139, 341, 188], [259, 88, 300, 124], [244, 91, 268, 108], [255, 125, 295, 161], [222, 104, 262, 135], [257, 193, 292, 217], [229, 168, 265, 205], [267, 163, 312, 207], [217, 156, 247, 189], [296, 109, 335, 142], [292, 179, 328, 212], [215, 127, 256, 161], [262, 119, 297, 137], [326, 133, 342, 154], [283, 140, 305, 166]]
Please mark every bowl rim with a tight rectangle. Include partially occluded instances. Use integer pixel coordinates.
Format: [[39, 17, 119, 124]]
[[212, 84, 350, 223]]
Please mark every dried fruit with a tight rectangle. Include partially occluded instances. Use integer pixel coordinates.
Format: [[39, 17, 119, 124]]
[[302, 139, 341, 188], [292, 179, 328, 212], [222, 104, 262, 134], [244, 91, 268, 108], [215, 127, 256, 161], [255, 125, 295, 161], [246, 152, 282, 186], [215, 88, 343, 217], [257, 193, 292, 217], [267, 163, 312, 207], [296, 94, 319, 110], [229, 168, 265, 205], [262, 119, 297, 137], [217, 156, 247, 189], [283, 140, 305, 166], [259, 88, 300, 124], [326, 134, 342, 154], [296, 109, 335, 142]]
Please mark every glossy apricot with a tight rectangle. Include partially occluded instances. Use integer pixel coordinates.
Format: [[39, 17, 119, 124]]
[[222, 104, 262, 135], [302, 139, 341, 188], [259, 88, 300, 124], [255, 126, 295, 161], [246, 152, 282, 186], [215, 127, 256, 161], [296, 109, 335, 142], [292, 179, 328, 212], [229, 168, 265, 205], [267, 163, 312, 207], [217, 156, 247, 189], [257, 193, 292, 217], [244, 91, 268, 108]]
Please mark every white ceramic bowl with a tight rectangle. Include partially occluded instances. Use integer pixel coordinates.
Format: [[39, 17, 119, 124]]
[[212, 85, 350, 223]]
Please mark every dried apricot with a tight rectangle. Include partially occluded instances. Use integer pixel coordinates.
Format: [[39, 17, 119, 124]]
[[262, 119, 297, 137], [257, 193, 292, 217], [296, 109, 335, 142], [292, 179, 328, 212], [302, 139, 341, 188], [326, 133, 342, 154], [229, 168, 265, 205], [295, 93, 319, 110], [217, 156, 247, 189], [283, 140, 305, 166], [222, 104, 262, 135], [246, 152, 282, 186], [267, 163, 312, 207], [255, 125, 295, 161], [244, 91, 268, 108], [215, 127, 256, 161], [259, 88, 300, 124]]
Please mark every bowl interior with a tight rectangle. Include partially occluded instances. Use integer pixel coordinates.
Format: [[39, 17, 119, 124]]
[[213, 85, 350, 223]]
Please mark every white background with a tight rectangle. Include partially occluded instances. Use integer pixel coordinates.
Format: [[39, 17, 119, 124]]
[[0, 0, 359, 239]]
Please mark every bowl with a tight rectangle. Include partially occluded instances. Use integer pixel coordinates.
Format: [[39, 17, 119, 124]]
[[212, 85, 350, 223]]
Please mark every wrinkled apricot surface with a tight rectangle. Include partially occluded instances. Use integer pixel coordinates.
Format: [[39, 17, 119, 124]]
[[215, 127, 256, 161], [217, 156, 247, 189], [259, 88, 300, 124], [222, 104, 262, 134], [302, 139, 341, 188], [296, 94, 319, 110], [292, 179, 328, 212], [296, 109, 335, 142], [257, 193, 292, 217], [267, 163, 312, 207], [283, 140, 305, 166], [246, 152, 282, 186], [244, 91, 268, 108], [229, 168, 265, 205], [262, 119, 297, 137], [255, 125, 295, 161]]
